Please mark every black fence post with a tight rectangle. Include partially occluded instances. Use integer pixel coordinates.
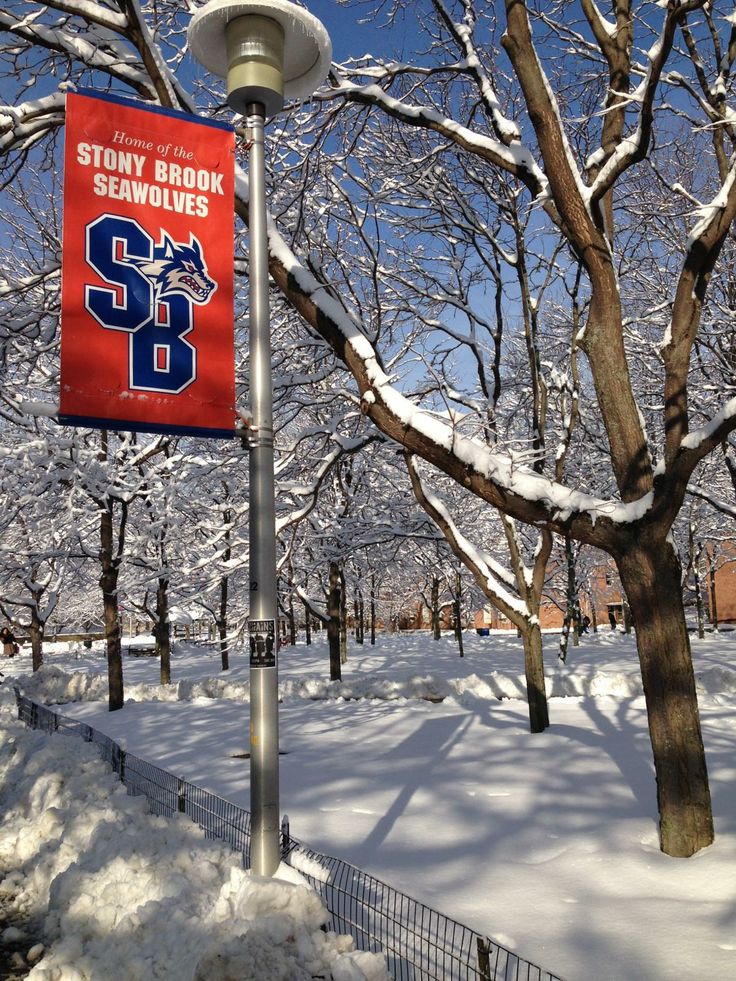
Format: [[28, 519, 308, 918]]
[[477, 938, 492, 980], [280, 814, 290, 858], [177, 777, 186, 814]]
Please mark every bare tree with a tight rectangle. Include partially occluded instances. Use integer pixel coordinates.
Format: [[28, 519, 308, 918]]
[[4, 0, 736, 856]]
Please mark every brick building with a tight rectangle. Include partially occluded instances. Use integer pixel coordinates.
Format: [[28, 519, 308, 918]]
[[473, 549, 736, 632]]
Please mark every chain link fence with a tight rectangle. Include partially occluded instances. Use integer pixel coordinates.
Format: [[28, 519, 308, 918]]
[[14, 689, 563, 981]]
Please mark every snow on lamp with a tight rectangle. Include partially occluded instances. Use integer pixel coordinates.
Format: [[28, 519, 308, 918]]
[[188, 0, 332, 117]]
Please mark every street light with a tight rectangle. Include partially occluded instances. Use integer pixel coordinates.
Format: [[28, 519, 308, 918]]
[[188, 0, 331, 877]]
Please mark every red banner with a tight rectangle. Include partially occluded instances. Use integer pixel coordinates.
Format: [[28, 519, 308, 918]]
[[59, 90, 235, 438]]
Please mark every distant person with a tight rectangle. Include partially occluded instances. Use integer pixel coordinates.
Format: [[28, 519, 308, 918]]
[[608, 610, 617, 631], [1, 625, 17, 657], [581, 616, 591, 634]]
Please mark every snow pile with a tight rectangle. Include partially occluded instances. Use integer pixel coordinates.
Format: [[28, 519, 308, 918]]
[[16, 665, 253, 706], [14, 654, 736, 711], [16, 664, 110, 704], [281, 673, 451, 703], [0, 688, 388, 981]]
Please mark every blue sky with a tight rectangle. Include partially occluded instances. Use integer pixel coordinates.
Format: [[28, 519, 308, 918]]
[[305, 1, 409, 62]]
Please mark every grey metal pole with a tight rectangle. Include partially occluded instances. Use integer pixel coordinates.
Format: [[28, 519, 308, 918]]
[[246, 101, 280, 877]]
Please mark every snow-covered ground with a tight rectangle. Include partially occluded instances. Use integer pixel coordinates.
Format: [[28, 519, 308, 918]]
[[4, 628, 736, 980], [0, 684, 389, 980]]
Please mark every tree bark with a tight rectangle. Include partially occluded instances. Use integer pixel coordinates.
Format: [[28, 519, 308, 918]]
[[431, 576, 441, 640], [219, 510, 231, 671], [522, 622, 549, 733], [687, 528, 705, 640], [454, 570, 464, 657], [155, 578, 171, 685], [708, 558, 718, 630], [303, 599, 312, 645], [564, 535, 581, 648], [617, 541, 713, 857], [100, 503, 124, 712], [218, 573, 229, 670], [370, 573, 376, 645], [454, 599, 464, 656], [287, 592, 297, 646], [339, 568, 348, 664], [328, 561, 341, 681], [29, 605, 44, 672], [623, 600, 633, 634]]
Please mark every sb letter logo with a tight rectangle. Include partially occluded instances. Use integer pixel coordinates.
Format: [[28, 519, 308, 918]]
[[85, 215, 216, 395]]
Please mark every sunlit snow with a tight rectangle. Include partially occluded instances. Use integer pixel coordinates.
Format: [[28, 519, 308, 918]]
[[3, 629, 736, 980]]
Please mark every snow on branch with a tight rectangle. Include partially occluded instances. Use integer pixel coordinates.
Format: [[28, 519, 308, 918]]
[[0, 94, 66, 155], [431, 1, 521, 144], [318, 76, 548, 202], [295, 584, 328, 624], [264, 213, 655, 539], [588, 0, 709, 203], [686, 482, 736, 520], [405, 455, 529, 621], [33, 0, 128, 32], [0, 12, 153, 97], [685, 160, 736, 248], [680, 395, 736, 456]]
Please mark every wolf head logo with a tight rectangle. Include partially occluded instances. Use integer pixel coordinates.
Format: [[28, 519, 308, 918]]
[[136, 233, 216, 305]]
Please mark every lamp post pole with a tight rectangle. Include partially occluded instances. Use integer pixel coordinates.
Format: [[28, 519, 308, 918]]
[[188, 0, 331, 878], [245, 98, 280, 876]]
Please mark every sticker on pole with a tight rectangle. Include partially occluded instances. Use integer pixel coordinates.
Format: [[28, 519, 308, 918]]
[[248, 619, 276, 668]]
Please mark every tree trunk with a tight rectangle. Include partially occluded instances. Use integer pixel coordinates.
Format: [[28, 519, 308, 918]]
[[588, 592, 599, 633], [431, 576, 441, 639], [522, 621, 549, 733], [100, 503, 124, 712], [29, 606, 44, 672], [328, 561, 341, 681], [564, 535, 580, 647], [303, 599, 312, 646], [454, 571, 464, 657], [694, 565, 705, 641], [558, 616, 569, 663], [454, 599, 464, 656], [370, 573, 376, 645], [218, 573, 229, 671], [156, 578, 171, 685], [339, 568, 348, 664], [618, 542, 713, 857], [287, 592, 297, 645], [622, 600, 633, 633], [708, 560, 718, 630]]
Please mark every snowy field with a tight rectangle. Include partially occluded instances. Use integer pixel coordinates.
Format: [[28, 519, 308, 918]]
[[3, 628, 736, 980]]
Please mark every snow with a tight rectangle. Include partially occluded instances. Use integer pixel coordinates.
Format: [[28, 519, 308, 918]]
[[680, 394, 736, 451], [326, 78, 547, 194], [686, 162, 736, 248], [266, 219, 661, 530], [4, 629, 736, 980], [0, 677, 388, 979]]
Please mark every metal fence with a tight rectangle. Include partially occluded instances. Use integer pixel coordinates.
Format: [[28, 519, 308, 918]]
[[14, 690, 563, 981]]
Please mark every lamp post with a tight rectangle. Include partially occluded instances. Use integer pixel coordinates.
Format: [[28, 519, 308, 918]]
[[188, 0, 331, 877]]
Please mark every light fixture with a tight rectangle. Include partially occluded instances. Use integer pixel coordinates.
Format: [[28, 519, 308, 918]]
[[188, 0, 332, 117]]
